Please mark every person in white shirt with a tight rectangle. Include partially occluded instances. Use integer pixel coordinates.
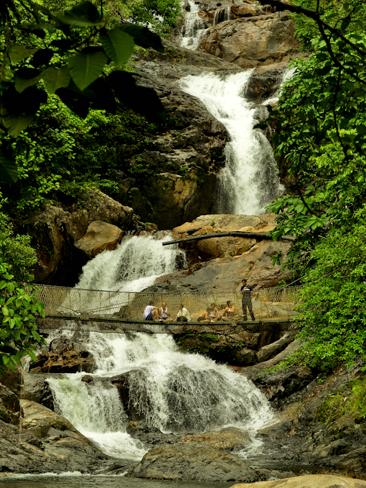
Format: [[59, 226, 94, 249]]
[[176, 304, 191, 322], [143, 301, 155, 321]]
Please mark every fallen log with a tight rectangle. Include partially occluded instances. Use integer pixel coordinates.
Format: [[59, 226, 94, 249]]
[[162, 231, 295, 246]]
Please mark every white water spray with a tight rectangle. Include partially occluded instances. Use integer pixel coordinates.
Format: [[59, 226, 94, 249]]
[[76, 234, 185, 293], [180, 71, 282, 214], [48, 331, 273, 459], [180, 0, 208, 50], [48, 233, 273, 459], [59, 234, 186, 315]]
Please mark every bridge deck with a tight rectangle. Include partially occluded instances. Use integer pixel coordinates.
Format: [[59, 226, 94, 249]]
[[38, 315, 294, 334]]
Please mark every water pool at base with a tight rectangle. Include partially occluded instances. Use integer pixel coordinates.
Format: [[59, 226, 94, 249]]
[[0, 475, 232, 488]]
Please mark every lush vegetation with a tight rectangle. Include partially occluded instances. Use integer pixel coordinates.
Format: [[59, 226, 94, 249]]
[[268, 0, 366, 370], [0, 197, 44, 372], [0, 0, 179, 370], [0, 0, 364, 373]]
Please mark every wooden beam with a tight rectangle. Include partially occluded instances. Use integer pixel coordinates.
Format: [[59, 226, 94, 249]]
[[162, 231, 295, 246]]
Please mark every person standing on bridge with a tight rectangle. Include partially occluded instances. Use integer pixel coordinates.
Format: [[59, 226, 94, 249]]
[[240, 279, 256, 321]]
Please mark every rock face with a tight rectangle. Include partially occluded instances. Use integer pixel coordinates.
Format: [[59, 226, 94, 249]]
[[230, 475, 366, 488], [199, 13, 299, 68], [173, 321, 295, 366], [129, 428, 258, 482], [26, 189, 135, 284], [74, 220, 123, 257], [149, 214, 291, 298], [0, 399, 124, 474], [29, 335, 95, 374]]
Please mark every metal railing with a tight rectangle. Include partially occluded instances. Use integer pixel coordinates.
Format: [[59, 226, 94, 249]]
[[34, 284, 300, 322]]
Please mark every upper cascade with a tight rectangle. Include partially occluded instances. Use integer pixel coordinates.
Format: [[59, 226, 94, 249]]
[[180, 71, 283, 214], [180, 0, 208, 49]]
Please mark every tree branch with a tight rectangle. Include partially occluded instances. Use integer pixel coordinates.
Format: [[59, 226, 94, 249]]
[[162, 232, 295, 246], [258, 0, 366, 59]]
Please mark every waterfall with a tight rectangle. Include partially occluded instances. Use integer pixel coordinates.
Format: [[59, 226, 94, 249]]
[[48, 232, 274, 460], [58, 233, 186, 315], [180, 0, 207, 50], [76, 233, 185, 293], [179, 71, 282, 214], [213, 6, 231, 26], [48, 332, 274, 459]]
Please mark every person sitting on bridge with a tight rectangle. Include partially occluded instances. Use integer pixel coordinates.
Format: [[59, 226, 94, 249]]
[[176, 304, 191, 322], [158, 302, 169, 321], [207, 303, 219, 322], [198, 303, 218, 322], [143, 301, 156, 321], [222, 300, 235, 320]]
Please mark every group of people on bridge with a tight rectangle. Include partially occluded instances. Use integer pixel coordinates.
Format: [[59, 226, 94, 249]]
[[143, 279, 256, 323]]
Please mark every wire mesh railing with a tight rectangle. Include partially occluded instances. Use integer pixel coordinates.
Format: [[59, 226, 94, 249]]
[[34, 284, 300, 322]]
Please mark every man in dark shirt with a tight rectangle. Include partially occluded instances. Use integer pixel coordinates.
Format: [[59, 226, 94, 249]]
[[240, 279, 255, 321]]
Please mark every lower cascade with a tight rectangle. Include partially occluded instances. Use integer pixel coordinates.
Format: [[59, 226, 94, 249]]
[[47, 331, 274, 460], [47, 234, 274, 462]]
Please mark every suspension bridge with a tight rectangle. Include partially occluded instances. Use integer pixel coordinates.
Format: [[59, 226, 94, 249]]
[[34, 284, 299, 334]]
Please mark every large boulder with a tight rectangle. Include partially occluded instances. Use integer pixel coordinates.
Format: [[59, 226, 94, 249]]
[[129, 428, 258, 482], [0, 370, 21, 425], [158, 213, 291, 290], [173, 213, 278, 258], [199, 12, 299, 68], [74, 220, 123, 257], [142, 172, 218, 229], [230, 475, 366, 488], [25, 190, 135, 284]]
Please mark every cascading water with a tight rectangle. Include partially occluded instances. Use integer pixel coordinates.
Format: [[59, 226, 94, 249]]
[[59, 234, 186, 315], [180, 0, 208, 50], [76, 233, 185, 294], [48, 331, 273, 459], [213, 6, 231, 26], [47, 233, 274, 460], [179, 71, 282, 214]]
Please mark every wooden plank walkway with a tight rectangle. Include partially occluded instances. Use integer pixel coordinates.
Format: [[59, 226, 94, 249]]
[[38, 315, 294, 335]]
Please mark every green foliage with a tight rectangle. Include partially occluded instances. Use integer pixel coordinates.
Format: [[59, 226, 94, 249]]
[[0, 0, 164, 183], [317, 377, 366, 424], [0, 264, 44, 372], [295, 223, 366, 370], [102, 0, 180, 35], [0, 195, 37, 280], [0, 197, 44, 372], [0, 93, 158, 214], [268, 0, 366, 370]]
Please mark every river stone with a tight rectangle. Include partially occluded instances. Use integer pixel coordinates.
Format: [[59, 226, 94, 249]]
[[74, 220, 123, 257], [130, 439, 258, 482], [0, 399, 127, 474], [21, 373, 55, 410], [230, 474, 366, 487]]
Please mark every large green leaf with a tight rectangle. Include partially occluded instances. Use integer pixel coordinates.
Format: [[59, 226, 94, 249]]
[[1, 115, 34, 136], [56, 86, 90, 118], [69, 48, 108, 91], [31, 48, 54, 68], [0, 150, 17, 184], [58, 1, 102, 26], [8, 46, 37, 64], [42, 67, 71, 94], [119, 23, 164, 52], [101, 28, 135, 66], [14, 68, 41, 93], [0, 84, 47, 134]]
